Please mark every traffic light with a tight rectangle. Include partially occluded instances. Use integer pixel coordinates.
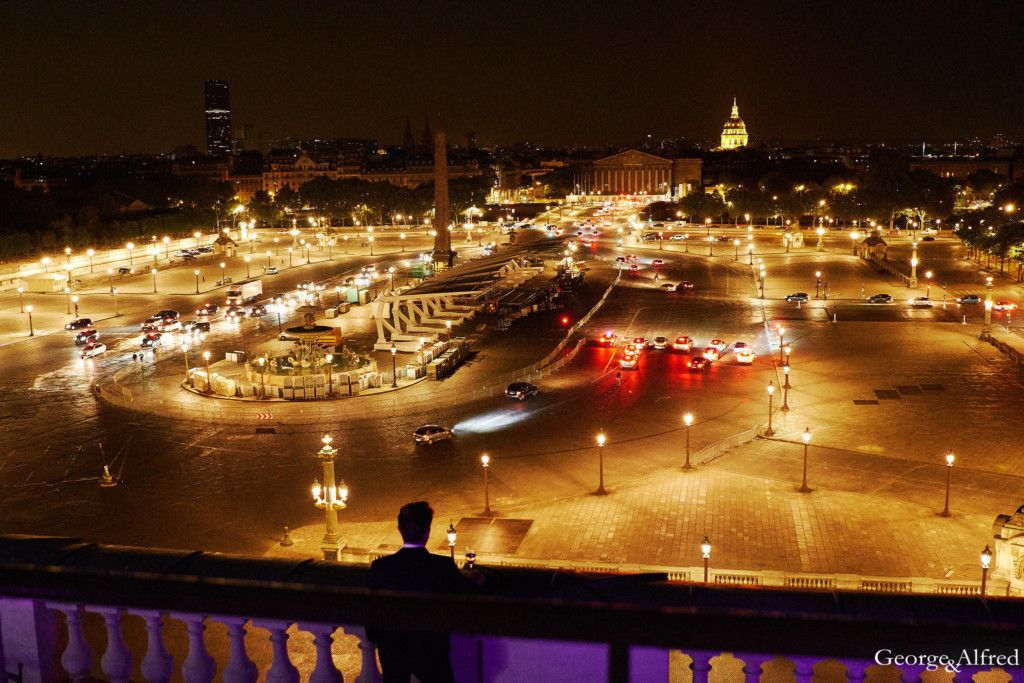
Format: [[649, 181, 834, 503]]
[[560, 315, 571, 326]]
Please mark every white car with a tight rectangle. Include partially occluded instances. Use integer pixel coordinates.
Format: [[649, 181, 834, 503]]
[[619, 354, 639, 369], [910, 297, 933, 308], [672, 336, 692, 351], [709, 339, 728, 352], [159, 320, 183, 333], [669, 234, 685, 241], [264, 266, 279, 275], [80, 343, 106, 359], [736, 348, 755, 365], [652, 336, 668, 350]]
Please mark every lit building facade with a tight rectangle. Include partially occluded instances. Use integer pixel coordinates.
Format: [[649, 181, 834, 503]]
[[573, 150, 701, 197], [204, 80, 232, 157], [719, 98, 748, 150]]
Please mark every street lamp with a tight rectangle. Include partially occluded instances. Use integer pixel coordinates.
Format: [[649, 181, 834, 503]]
[[701, 536, 711, 583], [782, 367, 791, 411], [202, 351, 211, 391], [682, 413, 694, 470], [747, 242, 753, 265], [87, 248, 95, 273], [594, 432, 608, 495], [41, 256, 51, 274], [390, 343, 398, 388], [219, 262, 226, 283], [765, 382, 776, 436], [126, 242, 134, 265], [849, 230, 859, 255], [910, 241, 919, 288], [481, 453, 492, 515], [312, 435, 348, 560], [257, 356, 266, 398], [733, 238, 740, 261], [816, 227, 824, 252], [984, 276, 994, 328], [112, 287, 119, 316], [799, 428, 812, 492], [64, 286, 72, 314], [447, 521, 457, 560], [325, 353, 333, 396], [815, 271, 822, 299], [25, 305, 34, 337], [72, 295, 79, 318], [151, 267, 158, 293], [194, 269, 200, 294], [368, 235, 375, 255], [388, 266, 396, 291], [925, 270, 933, 299], [777, 326, 785, 363], [941, 451, 955, 517], [244, 256, 251, 279], [16, 287, 24, 313], [981, 545, 992, 597]]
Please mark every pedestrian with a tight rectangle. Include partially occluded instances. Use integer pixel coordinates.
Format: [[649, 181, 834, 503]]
[[202, 275, 206, 283], [132, 352, 138, 362], [615, 370, 622, 386], [368, 501, 479, 683]]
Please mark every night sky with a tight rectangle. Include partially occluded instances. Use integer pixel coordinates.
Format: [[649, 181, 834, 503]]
[[1, 1, 1022, 156]]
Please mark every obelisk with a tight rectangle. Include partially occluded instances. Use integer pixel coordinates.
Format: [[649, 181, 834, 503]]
[[432, 116, 455, 267]]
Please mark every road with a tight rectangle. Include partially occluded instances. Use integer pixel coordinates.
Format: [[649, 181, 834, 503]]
[[2, 214, 1024, 581]]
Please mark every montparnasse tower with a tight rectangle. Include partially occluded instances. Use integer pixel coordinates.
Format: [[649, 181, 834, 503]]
[[719, 98, 749, 150]]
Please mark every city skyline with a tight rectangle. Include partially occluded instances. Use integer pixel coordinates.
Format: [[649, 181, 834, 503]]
[[1, 2, 1022, 156]]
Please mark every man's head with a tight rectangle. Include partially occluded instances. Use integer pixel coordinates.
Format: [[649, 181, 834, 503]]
[[397, 501, 433, 545]]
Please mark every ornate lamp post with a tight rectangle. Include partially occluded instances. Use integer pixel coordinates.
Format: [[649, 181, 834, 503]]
[[151, 267, 158, 294], [126, 242, 135, 265], [777, 325, 785, 363], [325, 353, 334, 396], [16, 287, 24, 313], [447, 522, 457, 559], [390, 343, 398, 387], [481, 453, 492, 515], [781, 367, 791, 411], [244, 256, 251, 279], [257, 356, 266, 398], [193, 269, 200, 294], [202, 351, 211, 392], [312, 435, 348, 560], [981, 545, 992, 597], [849, 230, 859, 255], [733, 238, 740, 261], [64, 286, 72, 314], [683, 413, 694, 470], [701, 536, 711, 583], [816, 227, 824, 252], [799, 428, 812, 492], [984, 276, 994, 328], [595, 431, 608, 495], [909, 240, 919, 288], [815, 271, 822, 298], [87, 248, 95, 272], [25, 305, 34, 337], [784, 345, 792, 369], [765, 382, 776, 436], [941, 451, 955, 517]]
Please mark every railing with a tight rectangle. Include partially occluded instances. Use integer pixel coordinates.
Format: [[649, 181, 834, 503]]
[[1, 535, 1021, 683]]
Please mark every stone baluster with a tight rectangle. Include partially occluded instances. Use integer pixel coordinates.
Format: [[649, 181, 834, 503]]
[[688, 650, 714, 683], [344, 624, 383, 683], [898, 664, 926, 682], [220, 617, 258, 683], [792, 656, 817, 683], [842, 659, 870, 683], [137, 610, 174, 683], [51, 603, 93, 682], [93, 607, 133, 682], [738, 653, 770, 683], [253, 620, 299, 683], [173, 613, 216, 683], [302, 623, 342, 683]]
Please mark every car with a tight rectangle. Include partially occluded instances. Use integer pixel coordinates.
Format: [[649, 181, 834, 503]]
[[627, 254, 638, 261], [189, 321, 211, 335], [677, 281, 695, 291], [117, 266, 133, 276], [140, 321, 159, 333], [709, 339, 727, 352], [910, 296, 933, 308], [225, 305, 246, 317], [628, 264, 639, 272], [659, 283, 676, 292], [994, 300, 1017, 311], [140, 332, 163, 348], [264, 266, 279, 275], [736, 348, 755, 365], [196, 303, 219, 316], [716, 235, 732, 243], [867, 293, 893, 304], [506, 382, 539, 400], [155, 310, 179, 320], [733, 341, 748, 350], [669, 234, 685, 241], [250, 304, 267, 317], [615, 256, 627, 263], [625, 343, 643, 355], [702, 347, 720, 361], [159, 319, 182, 333], [413, 424, 453, 445], [652, 336, 668, 350], [957, 294, 981, 304], [597, 330, 616, 346], [74, 329, 99, 345], [687, 357, 711, 372], [922, 235, 936, 241], [80, 342, 106, 359], [632, 337, 648, 348], [619, 354, 639, 369], [672, 336, 693, 351], [785, 292, 810, 302], [643, 233, 662, 241], [141, 315, 164, 329], [651, 259, 664, 267], [65, 318, 93, 330]]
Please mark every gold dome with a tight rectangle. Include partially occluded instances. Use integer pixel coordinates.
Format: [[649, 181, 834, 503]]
[[720, 98, 748, 149]]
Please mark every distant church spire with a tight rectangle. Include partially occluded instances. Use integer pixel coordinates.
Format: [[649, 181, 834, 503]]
[[402, 116, 415, 152], [731, 97, 740, 118]]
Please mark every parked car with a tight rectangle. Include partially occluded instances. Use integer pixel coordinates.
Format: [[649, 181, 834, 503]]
[[117, 266, 133, 275], [65, 318, 93, 330], [785, 292, 810, 302], [74, 329, 99, 345], [505, 382, 539, 400], [867, 293, 893, 304], [413, 424, 453, 445], [80, 342, 106, 359], [957, 294, 981, 304]]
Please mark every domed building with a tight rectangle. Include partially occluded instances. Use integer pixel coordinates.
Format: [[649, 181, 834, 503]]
[[719, 98, 749, 150]]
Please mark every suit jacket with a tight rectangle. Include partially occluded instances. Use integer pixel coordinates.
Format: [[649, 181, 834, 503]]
[[367, 547, 473, 650]]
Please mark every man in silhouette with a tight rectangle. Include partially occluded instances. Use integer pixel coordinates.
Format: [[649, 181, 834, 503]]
[[369, 501, 474, 683]]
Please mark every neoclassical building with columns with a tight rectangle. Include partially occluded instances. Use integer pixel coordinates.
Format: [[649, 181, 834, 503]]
[[573, 150, 702, 197]]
